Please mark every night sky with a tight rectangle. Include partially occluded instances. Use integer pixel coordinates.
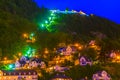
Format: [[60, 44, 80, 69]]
[[34, 0, 120, 24]]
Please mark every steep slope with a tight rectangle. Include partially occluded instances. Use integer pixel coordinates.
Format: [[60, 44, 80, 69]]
[[0, 0, 44, 57], [0, 0, 120, 58], [50, 13, 120, 39]]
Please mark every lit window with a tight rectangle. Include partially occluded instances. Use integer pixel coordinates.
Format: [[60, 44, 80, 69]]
[[33, 72, 36, 75], [14, 72, 16, 75], [9, 72, 11, 75], [4, 73, 6, 75], [29, 72, 31, 75], [24, 72, 26, 75], [29, 76, 31, 78], [19, 73, 21, 75]]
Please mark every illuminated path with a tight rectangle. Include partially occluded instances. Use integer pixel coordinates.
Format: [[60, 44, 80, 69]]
[[39, 9, 90, 32], [50, 10, 89, 16]]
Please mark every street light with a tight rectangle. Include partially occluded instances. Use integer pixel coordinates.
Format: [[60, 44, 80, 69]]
[[23, 33, 28, 38], [4, 57, 7, 61], [4, 57, 7, 64], [74, 43, 79, 47], [18, 53, 22, 57], [44, 48, 49, 54]]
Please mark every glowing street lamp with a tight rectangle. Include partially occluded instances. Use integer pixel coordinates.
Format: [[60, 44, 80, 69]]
[[44, 48, 49, 54], [41, 24, 44, 28], [18, 53, 22, 57], [45, 20, 48, 24], [49, 17, 52, 20], [78, 46, 82, 50], [74, 43, 79, 47], [117, 56, 120, 59], [9, 64, 13, 69], [32, 37, 36, 43], [4, 57, 7, 61], [23, 33, 28, 38], [16, 58, 19, 61]]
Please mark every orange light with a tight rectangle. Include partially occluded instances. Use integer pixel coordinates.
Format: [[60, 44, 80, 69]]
[[35, 55, 38, 58], [18, 53, 22, 56], [117, 56, 120, 59], [78, 46, 82, 50], [23, 33, 28, 38], [44, 48, 49, 54], [32, 38, 36, 43], [16, 58, 19, 61], [74, 43, 79, 47], [4, 57, 7, 60]]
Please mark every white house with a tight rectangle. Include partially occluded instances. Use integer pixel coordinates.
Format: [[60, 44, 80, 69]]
[[54, 65, 69, 72], [15, 57, 46, 69], [58, 46, 76, 56], [15, 61, 21, 68], [79, 56, 92, 66], [29, 61, 38, 68], [0, 69, 38, 80], [28, 58, 46, 68], [110, 51, 116, 58], [92, 70, 111, 80]]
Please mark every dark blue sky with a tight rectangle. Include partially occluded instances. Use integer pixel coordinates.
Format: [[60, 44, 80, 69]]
[[34, 0, 120, 24]]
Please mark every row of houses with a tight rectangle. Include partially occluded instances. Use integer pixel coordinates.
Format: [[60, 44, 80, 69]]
[[0, 70, 38, 80], [15, 57, 46, 69], [0, 70, 111, 80]]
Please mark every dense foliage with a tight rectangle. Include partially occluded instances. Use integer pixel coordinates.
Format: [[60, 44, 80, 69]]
[[0, 0, 120, 79], [0, 0, 120, 58]]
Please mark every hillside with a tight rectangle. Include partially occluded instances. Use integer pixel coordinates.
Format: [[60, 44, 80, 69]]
[[0, 0, 120, 57], [0, 0, 120, 80], [0, 0, 47, 57]]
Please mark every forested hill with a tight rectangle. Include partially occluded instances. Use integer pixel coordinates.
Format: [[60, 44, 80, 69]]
[[0, 0, 47, 57], [0, 0, 120, 58], [0, 0, 47, 19], [52, 14, 120, 39]]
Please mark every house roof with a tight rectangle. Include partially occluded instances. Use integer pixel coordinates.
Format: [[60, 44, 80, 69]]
[[95, 70, 111, 78], [20, 56, 29, 61], [79, 56, 92, 62], [57, 46, 76, 52], [1, 69, 37, 76], [19, 60, 26, 65], [31, 58, 42, 63]]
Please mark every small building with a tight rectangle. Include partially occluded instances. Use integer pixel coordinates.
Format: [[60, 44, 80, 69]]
[[0, 69, 38, 80], [109, 51, 120, 62], [89, 40, 96, 46], [51, 74, 72, 80], [15, 61, 21, 68], [58, 46, 76, 56], [29, 58, 42, 68], [54, 65, 69, 72], [79, 56, 92, 66], [15, 60, 26, 69], [29, 58, 46, 68], [92, 70, 111, 80], [110, 51, 117, 58], [15, 56, 30, 68], [15, 57, 46, 69]]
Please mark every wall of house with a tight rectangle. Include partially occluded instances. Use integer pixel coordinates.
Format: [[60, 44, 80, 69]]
[[0, 75, 38, 80]]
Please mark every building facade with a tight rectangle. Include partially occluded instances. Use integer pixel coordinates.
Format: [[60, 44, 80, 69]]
[[79, 56, 92, 66], [0, 70, 38, 80], [92, 70, 111, 80]]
